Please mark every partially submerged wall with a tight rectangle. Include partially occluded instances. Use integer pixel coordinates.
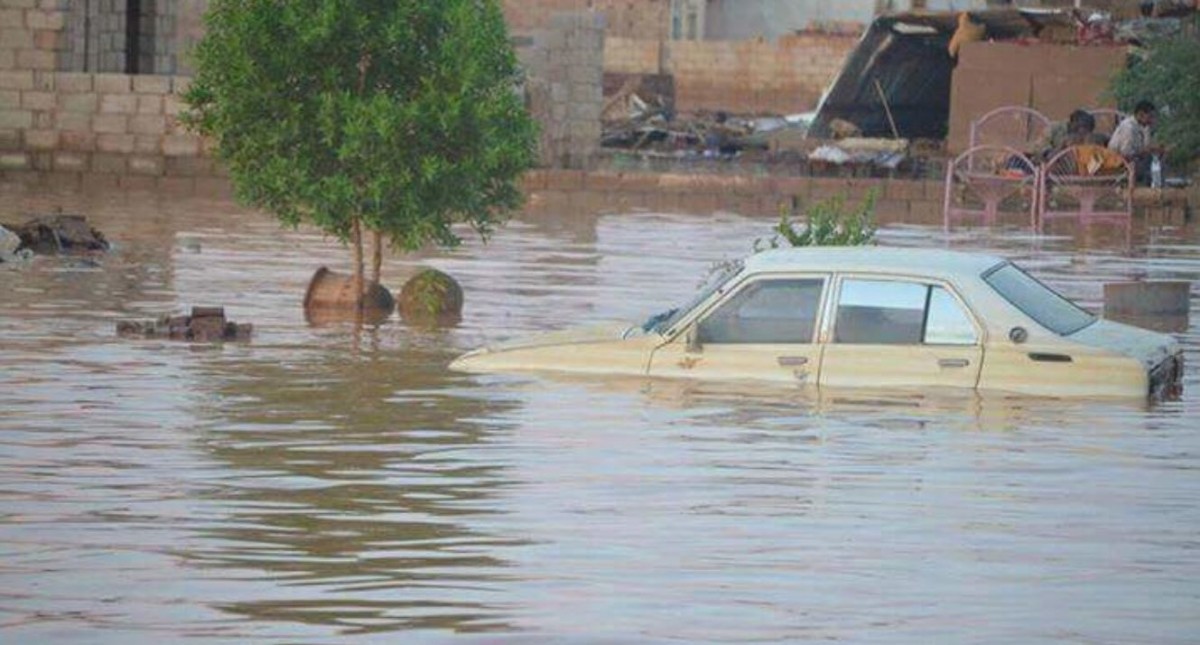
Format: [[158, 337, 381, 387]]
[[2, 12, 605, 178], [605, 33, 856, 115]]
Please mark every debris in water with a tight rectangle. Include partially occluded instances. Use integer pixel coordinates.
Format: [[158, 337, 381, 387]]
[[3, 214, 110, 255], [399, 268, 464, 327], [117, 307, 252, 342]]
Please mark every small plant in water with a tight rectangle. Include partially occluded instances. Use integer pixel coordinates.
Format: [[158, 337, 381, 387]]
[[755, 190, 878, 251], [704, 190, 878, 284]]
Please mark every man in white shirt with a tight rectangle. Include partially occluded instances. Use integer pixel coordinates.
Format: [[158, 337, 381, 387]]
[[1109, 100, 1163, 184]]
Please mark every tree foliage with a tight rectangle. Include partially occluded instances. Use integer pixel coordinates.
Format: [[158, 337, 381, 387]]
[[1111, 25, 1200, 167], [755, 191, 878, 251], [184, 0, 537, 252]]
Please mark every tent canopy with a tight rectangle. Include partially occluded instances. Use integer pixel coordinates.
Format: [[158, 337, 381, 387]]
[[809, 9, 1076, 140]]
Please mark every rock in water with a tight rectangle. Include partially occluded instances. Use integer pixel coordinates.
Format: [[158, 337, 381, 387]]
[[399, 268, 464, 327], [5, 214, 110, 255]]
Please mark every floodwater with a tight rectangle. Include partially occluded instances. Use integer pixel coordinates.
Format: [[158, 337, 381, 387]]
[[1, 187, 1198, 644]]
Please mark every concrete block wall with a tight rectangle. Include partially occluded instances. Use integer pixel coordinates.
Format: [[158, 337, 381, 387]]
[[604, 32, 856, 115], [0, 70, 211, 178], [1, 0, 68, 72], [522, 12, 604, 169]]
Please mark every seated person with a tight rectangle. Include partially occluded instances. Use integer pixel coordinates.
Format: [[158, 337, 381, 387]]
[[1040, 110, 1108, 161], [1109, 100, 1164, 185]]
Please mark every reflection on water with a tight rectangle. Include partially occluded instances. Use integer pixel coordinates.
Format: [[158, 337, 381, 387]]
[[2, 187, 1199, 642]]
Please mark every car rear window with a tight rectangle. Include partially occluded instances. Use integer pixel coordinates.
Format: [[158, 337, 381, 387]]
[[983, 263, 1095, 336]]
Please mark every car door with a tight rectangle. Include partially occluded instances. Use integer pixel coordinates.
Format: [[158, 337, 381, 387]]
[[649, 275, 829, 386], [818, 277, 984, 390]]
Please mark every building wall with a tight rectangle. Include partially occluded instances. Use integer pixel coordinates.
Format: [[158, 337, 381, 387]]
[[947, 41, 1127, 153], [520, 13, 605, 169], [1, 0, 69, 72], [503, 0, 669, 40], [0, 70, 209, 178], [2, 12, 606, 175], [703, 0, 991, 41], [605, 33, 857, 114]]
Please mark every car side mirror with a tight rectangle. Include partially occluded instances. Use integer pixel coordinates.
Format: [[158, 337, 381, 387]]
[[685, 328, 703, 353], [1009, 326, 1028, 344]]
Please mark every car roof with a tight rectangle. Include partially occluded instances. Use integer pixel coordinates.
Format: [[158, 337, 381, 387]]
[[742, 246, 1007, 282]]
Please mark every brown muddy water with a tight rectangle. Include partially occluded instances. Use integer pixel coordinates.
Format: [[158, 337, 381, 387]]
[[1, 187, 1199, 644]]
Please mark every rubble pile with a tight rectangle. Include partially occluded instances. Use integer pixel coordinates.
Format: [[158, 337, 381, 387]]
[[117, 307, 253, 342], [2, 214, 109, 255]]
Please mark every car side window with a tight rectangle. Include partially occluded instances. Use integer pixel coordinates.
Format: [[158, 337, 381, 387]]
[[924, 287, 978, 345], [835, 279, 978, 346], [696, 278, 824, 344], [835, 279, 926, 344]]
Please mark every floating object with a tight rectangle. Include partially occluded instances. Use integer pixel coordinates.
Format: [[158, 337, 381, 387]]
[[117, 307, 252, 342], [948, 12, 985, 60], [303, 266, 395, 324], [1104, 280, 1191, 333], [3, 214, 109, 255], [399, 268, 464, 327], [1104, 281, 1190, 316]]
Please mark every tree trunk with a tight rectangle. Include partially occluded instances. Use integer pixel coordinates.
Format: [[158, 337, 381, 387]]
[[351, 218, 365, 310], [371, 229, 383, 286]]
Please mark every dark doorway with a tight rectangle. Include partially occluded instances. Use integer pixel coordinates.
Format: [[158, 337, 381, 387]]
[[125, 0, 141, 74]]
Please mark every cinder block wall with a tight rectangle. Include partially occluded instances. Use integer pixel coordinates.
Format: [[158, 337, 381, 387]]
[[2, 11, 606, 176], [1, 0, 69, 72], [605, 33, 857, 115], [0, 70, 209, 176], [521, 12, 605, 169]]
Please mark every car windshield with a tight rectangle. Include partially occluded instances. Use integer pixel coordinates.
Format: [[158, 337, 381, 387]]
[[643, 261, 743, 334], [983, 262, 1096, 336]]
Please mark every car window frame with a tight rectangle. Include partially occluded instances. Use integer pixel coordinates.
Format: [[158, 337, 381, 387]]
[[683, 272, 832, 346], [823, 274, 984, 347]]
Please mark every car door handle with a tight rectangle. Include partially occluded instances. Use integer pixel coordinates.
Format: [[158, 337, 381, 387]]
[[938, 358, 970, 368], [777, 356, 809, 367]]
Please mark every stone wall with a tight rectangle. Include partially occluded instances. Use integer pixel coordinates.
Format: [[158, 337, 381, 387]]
[[605, 33, 857, 114]]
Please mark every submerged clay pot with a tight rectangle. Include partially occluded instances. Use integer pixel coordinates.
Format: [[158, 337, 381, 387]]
[[303, 266, 396, 325], [399, 268, 464, 327]]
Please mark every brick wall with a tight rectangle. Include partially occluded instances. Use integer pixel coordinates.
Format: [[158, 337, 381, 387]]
[[605, 32, 857, 114], [0, 70, 210, 178]]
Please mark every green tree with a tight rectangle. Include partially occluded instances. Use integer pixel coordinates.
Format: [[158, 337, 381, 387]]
[[184, 0, 537, 306], [1111, 25, 1200, 167]]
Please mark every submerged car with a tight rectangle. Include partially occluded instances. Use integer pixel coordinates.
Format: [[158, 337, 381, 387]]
[[451, 248, 1184, 399]]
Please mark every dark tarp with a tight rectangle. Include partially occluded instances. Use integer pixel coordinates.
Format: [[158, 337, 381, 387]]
[[809, 9, 1076, 140]]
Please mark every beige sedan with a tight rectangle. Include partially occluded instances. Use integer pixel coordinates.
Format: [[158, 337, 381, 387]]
[[451, 248, 1184, 399]]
